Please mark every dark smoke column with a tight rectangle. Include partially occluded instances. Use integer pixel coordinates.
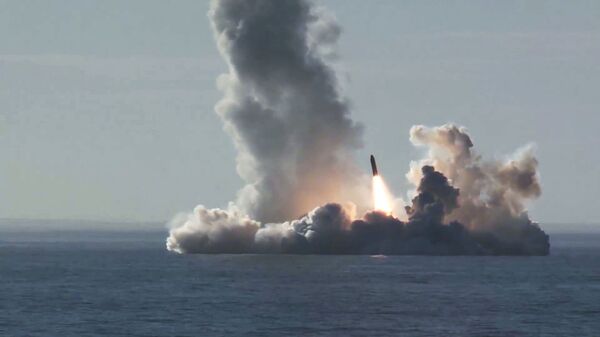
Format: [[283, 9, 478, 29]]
[[210, 0, 364, 222]]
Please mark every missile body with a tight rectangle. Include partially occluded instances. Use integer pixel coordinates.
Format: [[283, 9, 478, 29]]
[[370, 155, 379, 176]]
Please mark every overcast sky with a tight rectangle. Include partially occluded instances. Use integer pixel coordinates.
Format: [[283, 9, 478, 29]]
[[1, 0, 599, 226]]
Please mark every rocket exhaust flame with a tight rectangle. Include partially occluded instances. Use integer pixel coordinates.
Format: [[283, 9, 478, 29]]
[[370, 155, 393, 214], [372, 176, 393, 214]]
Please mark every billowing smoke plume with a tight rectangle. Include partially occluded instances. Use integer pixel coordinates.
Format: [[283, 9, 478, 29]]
[[407, 125, 548, 255], [211, 0, 365, 222], [166, 0, 549, 255], [168, 158, 548, 255], [167, 166, 510, 255]]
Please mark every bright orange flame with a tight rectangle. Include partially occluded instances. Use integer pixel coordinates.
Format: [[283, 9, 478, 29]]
[[372, 175, 393, 214]]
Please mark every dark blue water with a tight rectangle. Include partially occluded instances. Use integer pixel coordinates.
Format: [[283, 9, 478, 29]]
[[1, 231, 599, 336]]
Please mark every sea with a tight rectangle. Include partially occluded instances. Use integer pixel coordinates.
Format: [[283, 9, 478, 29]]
[[1, 225, 599, 337]]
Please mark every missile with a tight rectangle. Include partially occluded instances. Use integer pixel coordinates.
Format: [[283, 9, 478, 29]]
[[370, 155, 379, 176]]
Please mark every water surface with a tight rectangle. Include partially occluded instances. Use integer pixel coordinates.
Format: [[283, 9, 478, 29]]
[[1, 230, 599, 336]]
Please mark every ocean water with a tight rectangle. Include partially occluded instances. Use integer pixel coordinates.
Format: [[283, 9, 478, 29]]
[[1, 230, 599, 336]]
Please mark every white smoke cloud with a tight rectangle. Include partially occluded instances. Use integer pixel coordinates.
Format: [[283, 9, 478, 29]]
[[167, 202, 357, 254], [210, 0, 367, 223], [166, 204, 260, 254]]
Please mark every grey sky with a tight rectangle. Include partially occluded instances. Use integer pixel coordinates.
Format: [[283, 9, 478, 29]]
[[1, 0, 599, 225]]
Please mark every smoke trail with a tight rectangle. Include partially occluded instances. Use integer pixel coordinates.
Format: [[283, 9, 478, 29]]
[[166, 0, 549, 255], [211, 0, 365, 223]]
